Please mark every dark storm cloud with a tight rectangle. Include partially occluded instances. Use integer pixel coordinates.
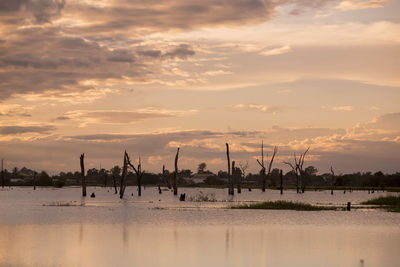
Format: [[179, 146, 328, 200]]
[[0, 0, 65, 24], [0, 0, 341, 100], [0, 26, 196, 99]]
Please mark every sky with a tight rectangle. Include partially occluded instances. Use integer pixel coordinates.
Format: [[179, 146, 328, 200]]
[[0, 0, 399, 175]]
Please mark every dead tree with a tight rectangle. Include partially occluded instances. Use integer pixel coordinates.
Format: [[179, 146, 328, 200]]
[[80, 153, 86, 197], [126, 152, 143, 197], [1, 159, 4, 189], [330, 166, 335, 195], [226, 143, 234, 195], [163, 165, 171, 189], [173, 148, 180, 195], [283, 147, 309, 193], [280, 169, 283, 195], [238, 161, 249, 194], [119, 151, 128, 199], [298, 148, 309, 193], [256, 141, 278, 192]]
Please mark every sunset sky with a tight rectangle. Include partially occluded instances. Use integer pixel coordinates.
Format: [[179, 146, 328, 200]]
[[0, 0, 399, 174]]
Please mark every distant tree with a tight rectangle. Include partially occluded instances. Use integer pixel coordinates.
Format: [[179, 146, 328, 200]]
[[12, 167, 19, 178], [204, 176, 225, 185], [217, 170, 228, 179], [38, 171, 52, 186], [197, 162, 207, 174], [269, 168, 280, 187], [110, 166, 121, 177], [305, 166, 318, 176], [180, 169, 192, 178]]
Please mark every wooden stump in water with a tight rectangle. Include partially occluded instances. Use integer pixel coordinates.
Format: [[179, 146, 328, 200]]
[[179, 193, 186, 201], [90, 192, 96, 198], [158, 185, 162, 194], [347, 202, 351, 211], [280, 169, 283, 195]]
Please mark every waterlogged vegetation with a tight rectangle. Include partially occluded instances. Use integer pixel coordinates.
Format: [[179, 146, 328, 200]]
[[188, 191, 217, 202], [231, 200, 336, 211], [361, 195, 400, 212]]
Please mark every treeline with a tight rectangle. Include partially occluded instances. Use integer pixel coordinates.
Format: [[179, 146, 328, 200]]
[[2, 165, 400, 189]]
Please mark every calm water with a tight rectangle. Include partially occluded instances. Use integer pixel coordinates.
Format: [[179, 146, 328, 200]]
[[0, 187, 399, 267]]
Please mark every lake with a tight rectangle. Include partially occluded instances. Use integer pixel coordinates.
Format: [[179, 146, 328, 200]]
[[0, 187, 399, 267]]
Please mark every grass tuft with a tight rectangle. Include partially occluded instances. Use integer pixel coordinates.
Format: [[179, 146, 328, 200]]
[[361, 195, 400, 212], [231, 200, 335, 211], [188, 191, 217, 202]]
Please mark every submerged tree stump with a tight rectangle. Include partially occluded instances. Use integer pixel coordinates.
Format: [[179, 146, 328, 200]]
[[280, 169, 283, 195]]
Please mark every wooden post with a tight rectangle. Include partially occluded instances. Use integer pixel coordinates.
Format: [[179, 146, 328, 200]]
[[80, 153, 86, 197], [1, 159, 4, 189], [280, 169, 283, 195], [119, 152, 128, 199], [347, 202, 351, 211], [226, 143, 232, 195], [173, 148, 179, 195], [33, 172, 36, 190]]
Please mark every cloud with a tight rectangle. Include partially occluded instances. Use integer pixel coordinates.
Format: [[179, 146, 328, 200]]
[[0, 125, 56, 135], [332, 106, 354, 111], [259, 45, 292, 56], [232, 104, 289, 113], [59, 108, 198, 126], [0, 26, 198, 100], [0, 0, 65, 24], [204, 70, 233, 76], [0, 104, 32, 117], [335, 0, 389, 11]]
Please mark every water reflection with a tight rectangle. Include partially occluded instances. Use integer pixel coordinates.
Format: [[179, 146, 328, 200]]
[[0, 223, 399, 267], [0, 187, 400, 266]]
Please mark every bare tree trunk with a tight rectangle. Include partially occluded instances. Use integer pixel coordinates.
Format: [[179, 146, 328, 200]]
[[173, 148, 179, 195], [237, 169, 241, 194], [330, 167, 334, 195], [137, 158, 142, 197], [1, 159, 4, 189], [119, 152, 128, 199], [80, 154, 86, 197], [280, 169, 283, 195], [296, 174, 299, 193], [226, 143, 232, 195], [261, 142, 265, 192], [113, 175, 118, 194], [231, 161, 235, 196]]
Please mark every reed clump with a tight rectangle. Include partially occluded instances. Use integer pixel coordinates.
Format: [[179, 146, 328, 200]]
[[231, 200, 335, 211]]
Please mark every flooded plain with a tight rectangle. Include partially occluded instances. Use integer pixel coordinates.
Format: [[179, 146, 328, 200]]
[[0, 187, 399, 267]]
